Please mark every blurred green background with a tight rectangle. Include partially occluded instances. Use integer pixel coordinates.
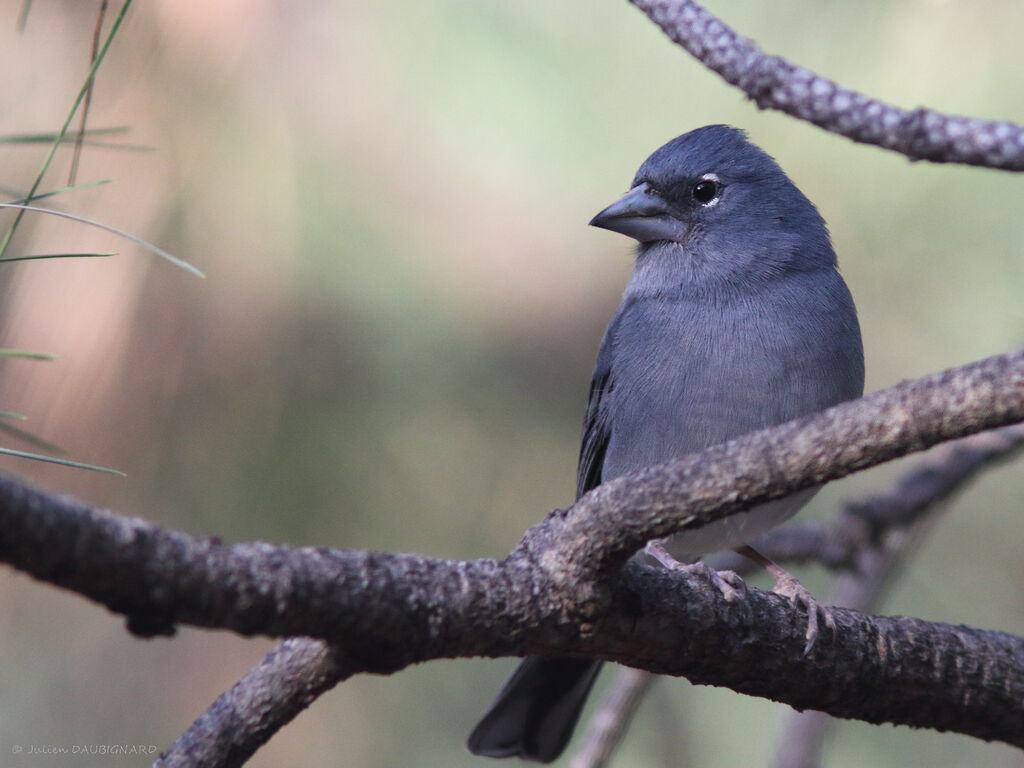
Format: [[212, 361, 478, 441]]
[[0, 1, 1022, 766]]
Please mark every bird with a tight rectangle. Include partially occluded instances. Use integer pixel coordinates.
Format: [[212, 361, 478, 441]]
[[466, 125, 865, 763]]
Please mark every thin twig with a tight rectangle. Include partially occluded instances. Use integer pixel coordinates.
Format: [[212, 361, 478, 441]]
[[571, 668, 656, 768]]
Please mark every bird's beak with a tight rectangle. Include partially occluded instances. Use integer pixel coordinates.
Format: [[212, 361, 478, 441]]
[[589, 182, 687, 243]]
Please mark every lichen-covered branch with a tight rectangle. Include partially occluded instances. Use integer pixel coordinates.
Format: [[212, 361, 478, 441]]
[[629, 0, 1024, 170]]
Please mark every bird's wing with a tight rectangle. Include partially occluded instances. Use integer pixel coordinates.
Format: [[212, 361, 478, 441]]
[[575, 305, 625, 500]]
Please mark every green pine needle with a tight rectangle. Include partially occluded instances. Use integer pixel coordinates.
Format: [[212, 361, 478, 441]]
[[0, 128, 150, 152], [6, 178, 114, 205], [0, 348, 55, 360], [0, 421, 60, 452], [17, 1, 32, 33], [0, 0, 135, 258], [0, 446, 125, 476], [0, 203, 203, 277], [0, 253, 115, 263]]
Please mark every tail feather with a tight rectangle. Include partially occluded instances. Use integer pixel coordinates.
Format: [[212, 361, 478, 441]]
[[467, 657, 602, 763]]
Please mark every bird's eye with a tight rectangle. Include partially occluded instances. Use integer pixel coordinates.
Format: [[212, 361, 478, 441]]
[[692, 179, 720, 205]]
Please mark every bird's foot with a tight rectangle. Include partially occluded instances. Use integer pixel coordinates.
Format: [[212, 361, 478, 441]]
[[645, 541, 747, 602], [735, 545, 835, 655], [772, 571, 836, 655]]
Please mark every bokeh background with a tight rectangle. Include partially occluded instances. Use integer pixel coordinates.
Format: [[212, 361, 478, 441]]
[[0, 1, 1022, 766]]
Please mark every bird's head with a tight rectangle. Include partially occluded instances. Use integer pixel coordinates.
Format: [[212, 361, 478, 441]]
[[591, 125, 835, 291]]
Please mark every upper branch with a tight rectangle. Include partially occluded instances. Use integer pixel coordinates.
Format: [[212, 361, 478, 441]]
[[712, 421, 1024, 575], [629, 0, 1024, 170], [529, 347, 1024, 589]]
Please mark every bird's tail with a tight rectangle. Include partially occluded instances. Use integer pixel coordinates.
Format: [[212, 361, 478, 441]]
[[467, 656, 602, 763]]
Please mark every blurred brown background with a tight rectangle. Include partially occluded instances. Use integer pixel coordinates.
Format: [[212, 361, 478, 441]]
[[0, 1, 1021, 766]]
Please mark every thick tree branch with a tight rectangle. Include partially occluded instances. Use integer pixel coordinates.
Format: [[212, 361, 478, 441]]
[[0, 349, 1018, 649], [577, 422, 1024, 768], [629, 0, 1024, 170], [0, 349, 1021, 764], [535, 347, 1023, 589], [591, 563, 1024, 746], [714, 421, 1024, 576], [164, 362, 1024, 767], [772, 421, 1024, 768]]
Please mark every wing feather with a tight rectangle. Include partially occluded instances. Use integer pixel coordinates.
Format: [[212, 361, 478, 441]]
[[575, 305, 627, 499]]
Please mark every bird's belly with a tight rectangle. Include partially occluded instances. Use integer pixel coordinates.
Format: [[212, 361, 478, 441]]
[[603, 383, 784, 478], [603, 372, 821, 560], [657, 488, 817, 562]]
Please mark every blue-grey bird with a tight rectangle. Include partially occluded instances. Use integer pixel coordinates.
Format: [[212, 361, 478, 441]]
[[467, 125, 864, 763]]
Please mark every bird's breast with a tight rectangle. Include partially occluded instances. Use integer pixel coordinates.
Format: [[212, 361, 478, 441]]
[[601, 287, 858, 482]]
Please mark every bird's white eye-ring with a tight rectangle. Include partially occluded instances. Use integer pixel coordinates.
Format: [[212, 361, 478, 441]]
[[692, 173, 721, 206]]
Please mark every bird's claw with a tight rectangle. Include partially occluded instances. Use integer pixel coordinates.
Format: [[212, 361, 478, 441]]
[[645, 541, 747, 602], [689, 562, 746, 603], [770, 572, 836, 654], [648, 541, 835, 652], [735, 545, 836, 654]]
